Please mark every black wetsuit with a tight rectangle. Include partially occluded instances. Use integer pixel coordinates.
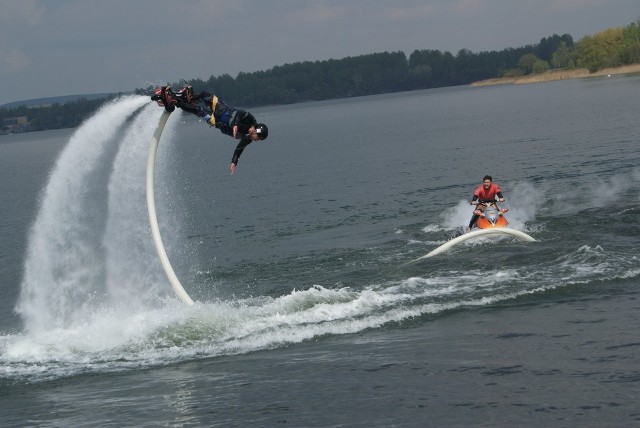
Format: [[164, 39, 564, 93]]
[[176, 92, 257, 166]]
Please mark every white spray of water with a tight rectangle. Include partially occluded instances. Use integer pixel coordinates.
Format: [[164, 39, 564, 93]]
[[17, 96, 150, 333], [504, 181, 544, 227], [103, 103, 179, 311], [536, 167, 640, 215]]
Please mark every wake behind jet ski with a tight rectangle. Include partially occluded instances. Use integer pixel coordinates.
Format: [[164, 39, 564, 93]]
[[409, 200, 534, 262]]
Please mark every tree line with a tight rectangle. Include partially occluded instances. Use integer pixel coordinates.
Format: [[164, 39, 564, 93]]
[[144, 21, 639, 106], [1, 97, 109, 132], [3, 21, 639, 132]]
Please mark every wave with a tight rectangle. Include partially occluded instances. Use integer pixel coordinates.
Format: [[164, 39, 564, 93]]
[[3, 238, 637, 383]]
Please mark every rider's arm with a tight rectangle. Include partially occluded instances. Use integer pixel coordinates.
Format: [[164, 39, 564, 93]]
[[230, 138, 253, 173]]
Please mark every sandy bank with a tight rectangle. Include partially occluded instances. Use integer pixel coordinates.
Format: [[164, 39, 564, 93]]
[[470, 63, 640, 87]]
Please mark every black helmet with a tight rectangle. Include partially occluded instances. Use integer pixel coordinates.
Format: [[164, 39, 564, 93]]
[[255, 123, 269, 140]]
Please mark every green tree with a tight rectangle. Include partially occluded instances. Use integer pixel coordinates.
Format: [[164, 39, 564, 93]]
[[532, 59, 550, 73], [536, 34, 574, 61], [575, 27, 624, 72], [518, 53, 539, 74], [619, 22, 640, 64], [551, 41, 573, 68]]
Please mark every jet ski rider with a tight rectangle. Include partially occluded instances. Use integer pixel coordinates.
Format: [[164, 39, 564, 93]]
[[468, 175, 506, 230]]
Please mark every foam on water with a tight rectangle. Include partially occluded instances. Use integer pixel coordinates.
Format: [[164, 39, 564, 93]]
[[4, 235, 637, 383]]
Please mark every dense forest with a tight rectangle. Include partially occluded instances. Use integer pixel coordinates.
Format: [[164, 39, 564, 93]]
[[2, 21, 639, 133]]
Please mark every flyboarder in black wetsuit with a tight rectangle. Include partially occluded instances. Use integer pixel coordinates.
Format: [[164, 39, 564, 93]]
[[154, 86, 268, 175]]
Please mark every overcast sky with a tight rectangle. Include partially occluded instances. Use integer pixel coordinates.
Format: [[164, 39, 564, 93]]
[[1, 0, 638, 106]]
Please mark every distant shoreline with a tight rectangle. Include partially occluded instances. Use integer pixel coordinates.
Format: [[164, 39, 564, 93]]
[[470, 64, 640, 87]]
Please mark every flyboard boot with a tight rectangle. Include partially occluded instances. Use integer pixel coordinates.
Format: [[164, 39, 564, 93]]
[[151, 86, 177, 112]]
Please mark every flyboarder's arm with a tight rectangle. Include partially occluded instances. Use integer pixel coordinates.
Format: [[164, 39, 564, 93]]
[[229, 138, 252, 175]]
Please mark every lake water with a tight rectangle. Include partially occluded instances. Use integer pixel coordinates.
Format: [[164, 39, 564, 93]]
[[1, 75, 639, 427]]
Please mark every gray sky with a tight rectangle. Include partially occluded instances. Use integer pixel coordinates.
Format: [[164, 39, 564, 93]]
[[1, 0, 638, 106]]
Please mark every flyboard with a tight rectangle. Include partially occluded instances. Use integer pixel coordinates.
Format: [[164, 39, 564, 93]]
[[406, 227, 536, 264], [146, 110, 194, 305]]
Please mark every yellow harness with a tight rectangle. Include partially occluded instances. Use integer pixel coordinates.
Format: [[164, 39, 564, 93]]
[[208, 96, 219, 126]]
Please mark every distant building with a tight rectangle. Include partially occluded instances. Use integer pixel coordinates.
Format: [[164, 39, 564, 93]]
[[1, 116, 31, 134]]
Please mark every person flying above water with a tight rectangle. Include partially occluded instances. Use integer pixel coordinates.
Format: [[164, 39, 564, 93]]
[[468, 175, 507, 230], [153, 85, 269, 175]]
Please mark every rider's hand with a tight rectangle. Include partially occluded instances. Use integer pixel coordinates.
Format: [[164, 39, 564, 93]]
[[498, 198, 505, 202], [471, 201, 477, 205]]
